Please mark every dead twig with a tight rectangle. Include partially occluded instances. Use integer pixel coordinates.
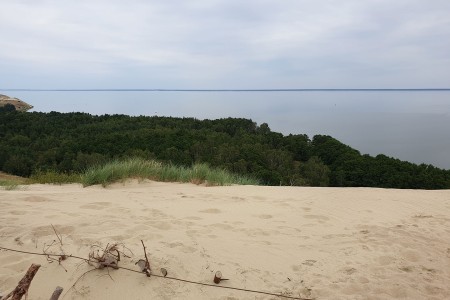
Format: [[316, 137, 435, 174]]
[[42, 240, 67, 272], [140, 240, 151, 277], [51, 224, 63, 246], [63, 268, 97, 298]]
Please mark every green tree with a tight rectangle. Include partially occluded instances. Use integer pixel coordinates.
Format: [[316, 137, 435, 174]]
[[300, 156, 330, 186]]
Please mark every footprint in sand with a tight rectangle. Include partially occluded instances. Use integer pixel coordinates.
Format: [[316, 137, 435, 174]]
[[199, 208, 221, 214], [148, 221, 172, 230], [302, 259, 317, 266], [22, 196, 54, 203], [31, 225, 75, 238], [255, 214, 273, 219], [303, 215, 329, 221], [186, 229, 212, 237], [291, 265, 301, 271], [8, 210, 27, 215], [164, 241, 197, 253], [178, 193, 192, 198], [185, 216, 202, 220], [79, 202, 111, 210], [343, 267, 357, 275], [210, 223, 233, 230], [399, 266, 414, 272], [401, 249, 421, 262], [377, 255, 396, 266], [107, 207, 131, 214]]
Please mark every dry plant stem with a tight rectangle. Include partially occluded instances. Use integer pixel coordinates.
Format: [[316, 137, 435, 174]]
[[42, 241, 67, 272], [140, 240, 151, 276], [43, 241, 56, 254], [4, 264, 41, 300], [63, 268, 97, 298], [51, 224, 63, 246]]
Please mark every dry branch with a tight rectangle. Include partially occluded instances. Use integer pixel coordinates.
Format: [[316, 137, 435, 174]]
[[3, 264, 40, 300]]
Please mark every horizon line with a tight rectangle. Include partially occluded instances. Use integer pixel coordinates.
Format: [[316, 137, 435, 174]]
[[2, 88, 450, 92]]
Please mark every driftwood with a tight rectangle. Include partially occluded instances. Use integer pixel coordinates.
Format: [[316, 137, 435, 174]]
[[49, 286, 63, 300], [3, 264, 41, 300]]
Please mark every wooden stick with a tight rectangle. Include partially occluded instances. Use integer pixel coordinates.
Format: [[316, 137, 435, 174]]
[[4, 264, 41, 300], [49, 286, 63, 300]]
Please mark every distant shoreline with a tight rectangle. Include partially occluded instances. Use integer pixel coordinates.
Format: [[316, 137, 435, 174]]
[[2, 88, 450, 92]]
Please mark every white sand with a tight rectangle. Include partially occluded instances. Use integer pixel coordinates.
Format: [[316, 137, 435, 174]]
[[1, 181, 449, 299]]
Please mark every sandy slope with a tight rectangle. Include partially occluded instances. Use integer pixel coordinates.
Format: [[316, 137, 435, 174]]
[[1, 181, 449, 299]]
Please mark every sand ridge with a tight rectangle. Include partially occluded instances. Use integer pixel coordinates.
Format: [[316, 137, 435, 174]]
[[1, 181, 449, 299]]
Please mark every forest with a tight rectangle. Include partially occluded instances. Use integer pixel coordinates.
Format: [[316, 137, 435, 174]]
[[1, 108, 449, 189]]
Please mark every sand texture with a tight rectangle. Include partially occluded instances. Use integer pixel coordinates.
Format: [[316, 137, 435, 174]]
[[1, 181, 449, 299]]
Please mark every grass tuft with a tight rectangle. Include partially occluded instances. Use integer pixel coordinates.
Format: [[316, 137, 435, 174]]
[[0, 180, 21, 190], [80, 157, 259, 187]]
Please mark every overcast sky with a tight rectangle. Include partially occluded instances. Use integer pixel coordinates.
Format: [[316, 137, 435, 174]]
[[1, 1, 450, 169]]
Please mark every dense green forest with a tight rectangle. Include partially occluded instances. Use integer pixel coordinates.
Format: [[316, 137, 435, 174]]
[[1, 109, 449, 189]]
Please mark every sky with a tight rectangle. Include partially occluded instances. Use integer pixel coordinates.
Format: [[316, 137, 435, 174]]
[[1, 0, 450, 169]]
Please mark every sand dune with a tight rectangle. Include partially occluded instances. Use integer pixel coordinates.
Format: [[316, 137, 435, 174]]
[[1, 181, 449, 299]]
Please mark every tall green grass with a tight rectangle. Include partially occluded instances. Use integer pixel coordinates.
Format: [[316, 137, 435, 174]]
[[81, 157, 259, 187]]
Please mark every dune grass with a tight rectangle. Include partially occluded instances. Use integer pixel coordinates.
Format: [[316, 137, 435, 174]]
[[81, 157, 259, 187], [12, 158, 259, 187], [0, 179, 21, 190], [0, 172, 27, 190]]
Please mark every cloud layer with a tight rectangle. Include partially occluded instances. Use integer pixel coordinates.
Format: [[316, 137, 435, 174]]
[[2, 0, 450, 87]]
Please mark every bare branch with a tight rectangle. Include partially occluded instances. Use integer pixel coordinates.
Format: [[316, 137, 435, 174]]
[[51, 224, 63, 246], [140, 240, 151, 277]]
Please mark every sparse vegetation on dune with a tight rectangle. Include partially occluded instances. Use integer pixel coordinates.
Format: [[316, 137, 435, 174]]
[[16, 158, 258, 187], [0, 180, 20, 190], [29, 171, 82, 185], [0, 172, 27, 190], [81, 158, 259, 187]]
